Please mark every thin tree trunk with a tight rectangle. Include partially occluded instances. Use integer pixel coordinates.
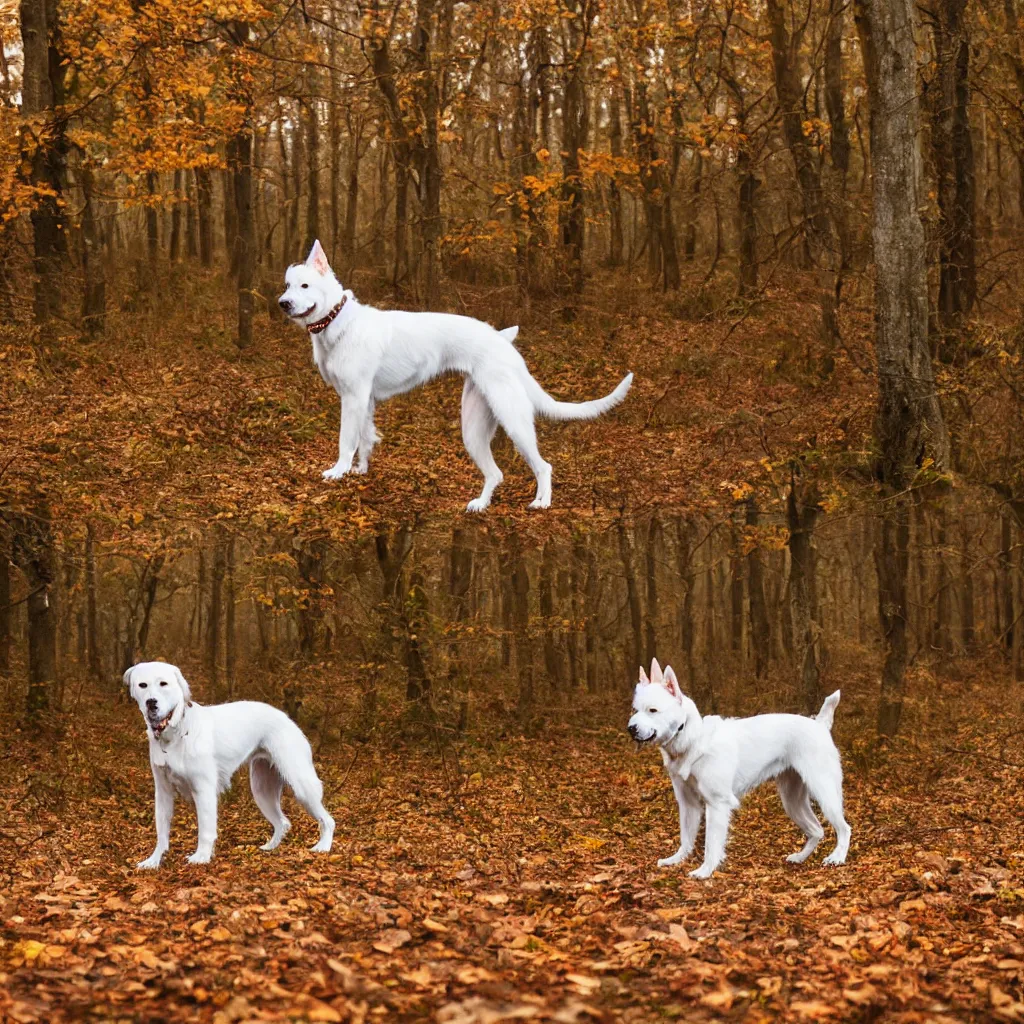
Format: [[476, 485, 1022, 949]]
[[207, 537, 225, 691], [234, 125, 255, 349], [80, 165, 106, 335], [788, 474, 822, 712], [608, 88, 624, 267], [170, 168, 183, 261], [746, 499, 772, 678], [0, 522, 10, 674], [196, 166, 214, 267], [618, 522, 642, 672], [930, 0, 977, 352], [644, 517, 661, 667], [20, 0, 67, 325]]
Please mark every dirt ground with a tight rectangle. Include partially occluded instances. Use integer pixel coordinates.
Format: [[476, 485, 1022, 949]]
[[1, 672, 1022, 1023]]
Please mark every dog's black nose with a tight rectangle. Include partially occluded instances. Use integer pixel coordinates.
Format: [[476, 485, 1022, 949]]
[[278, 298, 291, 312], [146, 698, 157, 710], [628, 723, 639, 739]]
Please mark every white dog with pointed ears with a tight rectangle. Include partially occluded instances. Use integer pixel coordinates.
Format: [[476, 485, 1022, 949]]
[[628, 659, 851, 878], [124, 662, 334, 868], [277, 241, 633, 511]]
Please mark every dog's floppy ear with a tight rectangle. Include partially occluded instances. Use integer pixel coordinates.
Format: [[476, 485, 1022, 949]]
[[122, 666, 135, 688], [171, 665, 192, 703], [638, 664, 650, 685], [649, 657, 664, 685], [305, 239, 331, 277], [663, 665, 682, 701]]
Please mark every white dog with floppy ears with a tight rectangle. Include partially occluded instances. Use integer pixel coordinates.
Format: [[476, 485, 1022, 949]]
[[125, 662, 334, 868], [628, 658, 851, 878], [278, 241, 633, 511]]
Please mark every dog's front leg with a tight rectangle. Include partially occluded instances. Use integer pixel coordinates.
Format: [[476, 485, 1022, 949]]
[[657, 778, 702, 867], [690, 800, 732, 879], [137, 770, 174, 870], [187, 782, 218, 865], [323, 386, 371, 481]]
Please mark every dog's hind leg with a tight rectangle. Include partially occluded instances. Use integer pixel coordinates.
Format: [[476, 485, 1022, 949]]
[[250, 756, 291, 851], [777, 769, 824, 864], [461, 380, 503, 512], [804, 771, 851, 866], [474, 379, 552, 509]]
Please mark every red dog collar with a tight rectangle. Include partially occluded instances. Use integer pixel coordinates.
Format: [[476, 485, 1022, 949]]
[[307, 295, 347, 335]]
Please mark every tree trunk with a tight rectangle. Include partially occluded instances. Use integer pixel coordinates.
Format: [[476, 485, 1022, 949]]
[[540, 541, 565, 689], [170, 168, 183, 261], [644, 517, 661, 667], [608, 88, 624, 267], [929, 0, 977, 350], [304, 95, 321, 252], [737, 147, 759, 297], [80, 165, 106, 335], [617, 522, 643, 672], [765, 0, 841, 371], [510, 537, 533, 707], [85, 523, 100, 678], [20, 0, 67, 325], [207, 536, 225, 690], [560, 4, 591, 294], [196, 166, 214, 267], [0, 522, 10, 674], [13, 504, 58, 720], [788, 474, 822, 712], [746, 500, 772, 678], [234, 126, 255, 349], [225, 535, 236, 699], [855, 0, 949, 736]]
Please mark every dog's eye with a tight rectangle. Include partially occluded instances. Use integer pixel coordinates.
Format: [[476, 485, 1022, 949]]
[[301, 283, 309, 288], [648, 708, 658, 714], [160, 681, 168, 687], [139, 683, 147, 689]]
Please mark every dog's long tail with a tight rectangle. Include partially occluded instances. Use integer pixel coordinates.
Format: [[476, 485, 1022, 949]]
[[815, 690, 841, 731], [525, 371, 634, 421]]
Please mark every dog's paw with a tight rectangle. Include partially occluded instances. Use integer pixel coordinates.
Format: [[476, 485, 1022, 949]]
[[186, 851, 212, 865], [466, 497, 491, 513], [688, 865, 716, 880], [353, 463, 369, 475], [136, 855, 163, 870], [311, 839, 333, 853], [822, 852, 847, 867], [657, 853, 684, 868], [786, 852, 810, 864], [322, 464, 350, 481], [528, 496, 552, 510]]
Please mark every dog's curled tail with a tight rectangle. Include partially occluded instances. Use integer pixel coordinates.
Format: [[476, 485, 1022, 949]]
[[815, 690, 841, 731], [530, 372, 634, 421]]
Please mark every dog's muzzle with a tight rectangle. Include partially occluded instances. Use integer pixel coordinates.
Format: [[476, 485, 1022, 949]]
[[628, 723, 654, 745], [148, 707, 175, 737]]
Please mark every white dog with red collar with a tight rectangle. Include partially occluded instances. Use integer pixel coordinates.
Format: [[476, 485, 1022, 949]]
[[278, 241, 633, 511]]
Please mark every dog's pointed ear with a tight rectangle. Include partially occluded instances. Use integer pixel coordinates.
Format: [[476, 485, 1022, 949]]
[[122, 666, 134, 688], [663, 665, 682, 700], [638, 664, 650, 685], [650, 657, 663, 685], [305, 239, 331, 276], [171, 665, 192, 703]]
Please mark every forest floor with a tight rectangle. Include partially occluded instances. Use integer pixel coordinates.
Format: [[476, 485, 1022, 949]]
[[1, 669, 1023, 1023], [0, 267, 877, 532]]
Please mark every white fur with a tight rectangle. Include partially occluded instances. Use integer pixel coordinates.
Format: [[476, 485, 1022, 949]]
[[278, 241, 633, 511], [124, 661, 334, 868], [627, 658, 851, 879]]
